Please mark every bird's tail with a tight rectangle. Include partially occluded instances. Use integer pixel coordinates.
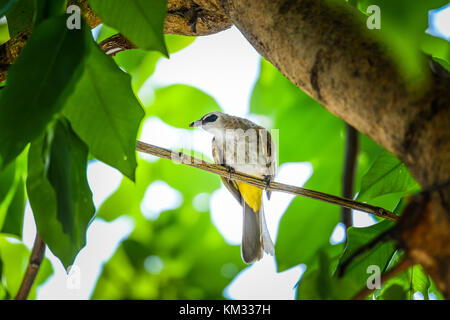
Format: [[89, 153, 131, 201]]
[[241, 201, 275, 264]]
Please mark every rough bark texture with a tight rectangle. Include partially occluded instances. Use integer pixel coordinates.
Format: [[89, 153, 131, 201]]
[[394, 188, 450, 298], [0, 0, 449, 297], [165, 0, 231, 35], [221, 0, 450, 189], [221, 0, 450, 297], [0, 28, 31, 82], [219, 0, 450, 297]]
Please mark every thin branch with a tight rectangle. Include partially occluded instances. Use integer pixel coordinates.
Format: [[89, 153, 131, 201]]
[[15, 233, 46, 300], [99, 34, 137, 56], [352, 256, 412, 300], [342, 124, 359, 229], [136, 140, 399, 222]]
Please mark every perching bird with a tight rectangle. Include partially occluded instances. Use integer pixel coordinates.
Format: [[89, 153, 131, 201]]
[[190, 111, 276, 263]]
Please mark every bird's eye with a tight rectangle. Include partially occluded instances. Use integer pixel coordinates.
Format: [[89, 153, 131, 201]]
[[202, 114, 218, 123]]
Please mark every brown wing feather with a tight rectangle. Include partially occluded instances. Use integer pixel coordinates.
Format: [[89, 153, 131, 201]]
[[212, 137, 242, 204]]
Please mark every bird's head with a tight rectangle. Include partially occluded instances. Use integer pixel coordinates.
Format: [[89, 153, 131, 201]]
[[189, 111, 228, 135]]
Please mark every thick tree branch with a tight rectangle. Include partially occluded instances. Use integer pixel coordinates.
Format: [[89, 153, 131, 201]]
[[222, 0, 450, 190], [218, 0, 450, 298], [15, 234, 46, 300], [393, 189, 450, 298], [165, 0, 231, 35], [136, 140, 398, 222], [342, 124, 358, 229], [0, 1, 448, 189]]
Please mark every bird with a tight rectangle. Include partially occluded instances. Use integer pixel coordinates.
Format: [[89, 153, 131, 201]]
[[190, 111, 276, 264]]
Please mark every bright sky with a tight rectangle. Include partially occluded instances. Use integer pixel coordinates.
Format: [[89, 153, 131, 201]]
[[20, 5, 449, 300]]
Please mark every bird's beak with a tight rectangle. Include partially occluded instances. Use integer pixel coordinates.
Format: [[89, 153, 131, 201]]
[[189, 120, 202, 128]]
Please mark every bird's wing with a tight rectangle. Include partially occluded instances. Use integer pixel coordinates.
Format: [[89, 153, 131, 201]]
[[212, 137, 242, 205], [258, 127, 276, 199]]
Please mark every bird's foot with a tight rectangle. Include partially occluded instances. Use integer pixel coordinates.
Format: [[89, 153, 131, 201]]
[[225, 165, 235, 180], [263, 175, 271, 190]]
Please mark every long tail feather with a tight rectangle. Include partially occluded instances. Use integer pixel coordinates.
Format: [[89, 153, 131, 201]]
[[259, 204, 275, 256], [241, 202, 274, 264], [241, 202, 262, 264]]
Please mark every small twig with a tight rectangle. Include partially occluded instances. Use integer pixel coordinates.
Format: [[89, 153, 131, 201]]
[[15, 234, 46, 300], [342, 124, 359, 229], [99, 34, 137, 56], [136, 140, 399, 222], [352, 256, 412, 300]]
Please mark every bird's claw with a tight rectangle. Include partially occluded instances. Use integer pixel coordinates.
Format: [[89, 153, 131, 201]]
[[263, 175, 271, 190], [226, 165, 235, 180]]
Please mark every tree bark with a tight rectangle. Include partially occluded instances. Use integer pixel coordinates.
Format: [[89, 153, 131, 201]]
[[219, 0, 450, 297], [0, 0, 449, 297]]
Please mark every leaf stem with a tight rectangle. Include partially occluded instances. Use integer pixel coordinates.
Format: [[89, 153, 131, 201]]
[[136, 140, 399, 222], [15, 233, 46, 300]]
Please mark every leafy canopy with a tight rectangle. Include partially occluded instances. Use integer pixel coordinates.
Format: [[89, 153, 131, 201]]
[[0, 0, 446, 299]]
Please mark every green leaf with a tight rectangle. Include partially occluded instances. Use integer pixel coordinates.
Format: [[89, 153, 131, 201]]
[[26, 120, 95, 270], [250, 59, 346, 271], [250, 59, 306, 117], [0, 178, 26, 237], [93, 203, 245, 299], [410, 266, 431, 299], [297, 247, 360, 300], [5, 0, 35, 37], [276, 158, 343, 272], [0, 235, 53, 299], [63, 36, 145, 181], [0, 162, 17, 228], [0, 15, 88, 169], [145, 84, 221, 128], [339, 221, 395, 266], [377, 251, 432, 300], [0, 0, 17, 16], [250, 59, 345, 163], [344, 0, 449, 87], [114, 34, 196, 91], [357, 150, 420, 202], [89, 0, 168, 56], [337, 221, 397, 290], [0, 18, 8, 44], [35, 0, 67, 25], [420, 33, 450, 71], [97, 156, 221, 222], [379, 284, 407, 300], [429, 278, 445, 300], [47, 119, 94, 240], [0, 151, 27, 237]]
